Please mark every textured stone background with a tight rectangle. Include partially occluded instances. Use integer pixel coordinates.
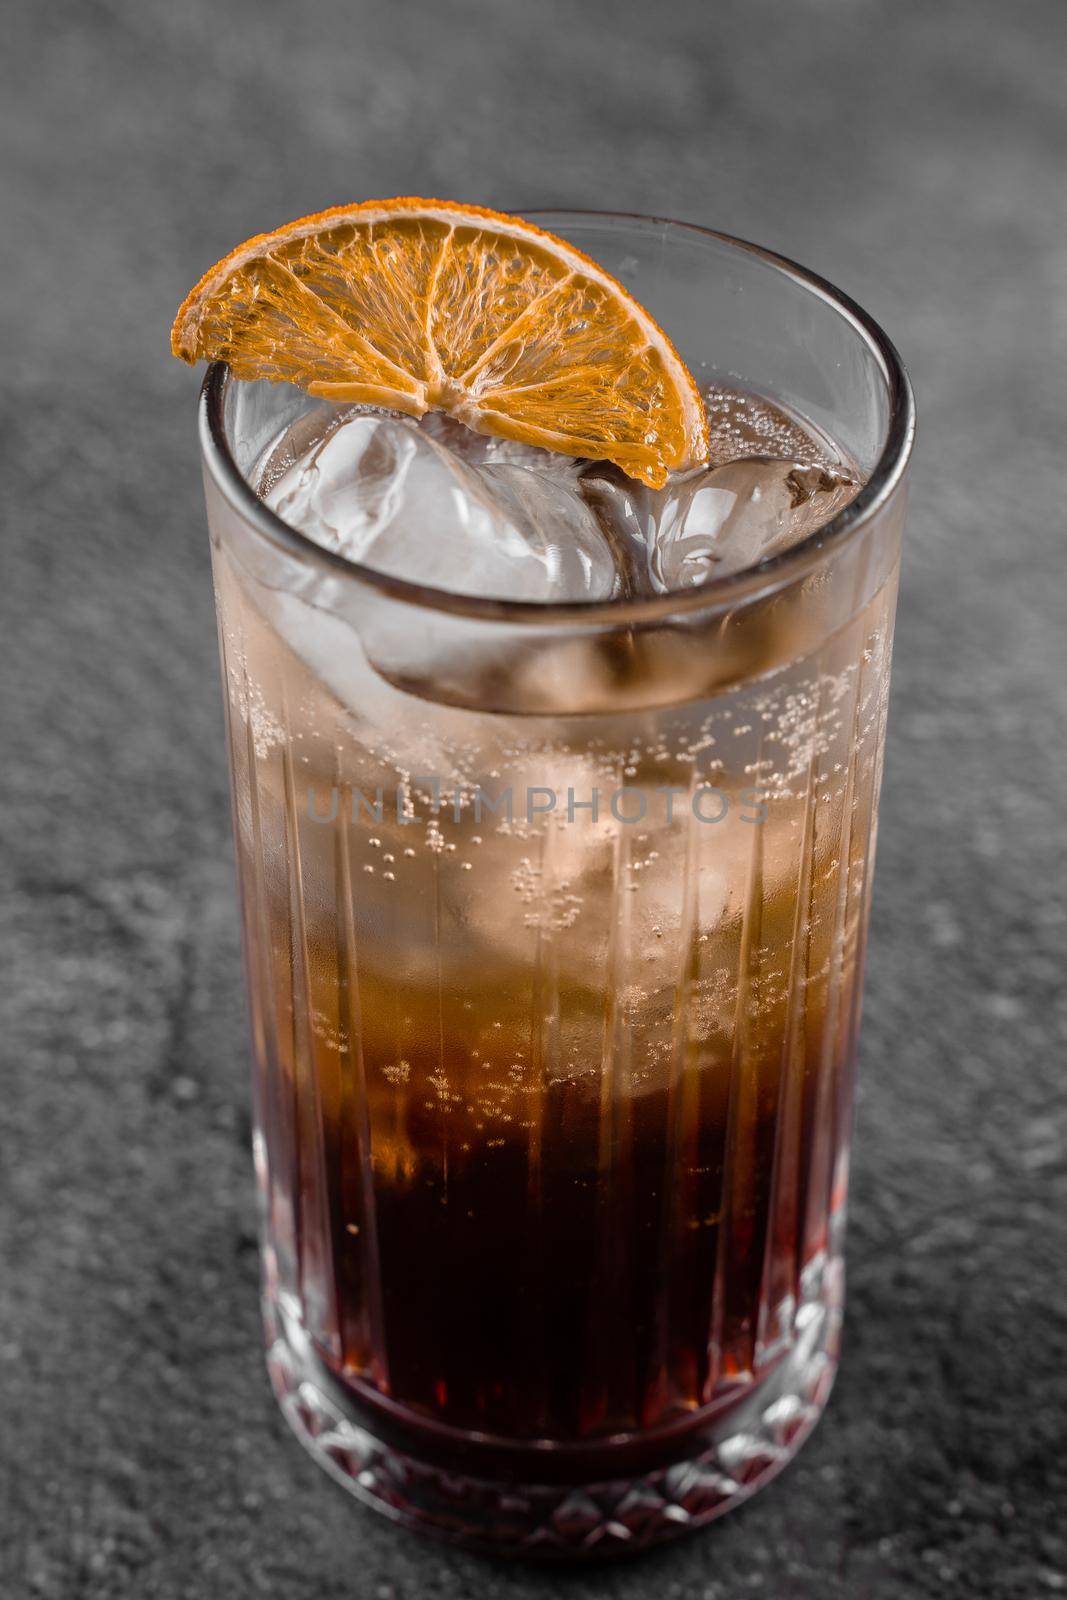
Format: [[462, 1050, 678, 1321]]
[[2, 2, 1066, 1596]]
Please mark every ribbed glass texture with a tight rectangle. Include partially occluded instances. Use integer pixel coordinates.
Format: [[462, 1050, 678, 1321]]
[[201, 216, 912, 1554]]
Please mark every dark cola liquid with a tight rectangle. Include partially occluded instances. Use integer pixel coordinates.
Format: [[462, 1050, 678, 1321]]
[[311, 1018, 842, 1452]]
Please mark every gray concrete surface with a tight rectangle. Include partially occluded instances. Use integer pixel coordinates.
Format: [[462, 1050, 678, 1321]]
[[2, 2, 1066, 1596]]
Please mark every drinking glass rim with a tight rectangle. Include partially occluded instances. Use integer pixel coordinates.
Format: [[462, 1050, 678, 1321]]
[[199, 211, 915, 627]]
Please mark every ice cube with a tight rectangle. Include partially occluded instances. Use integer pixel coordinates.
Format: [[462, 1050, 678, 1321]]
[[578, 456, 858, 596], [648, 458, 859, 590], [264, 411, 617, 602], [578, 465, 657, 599]]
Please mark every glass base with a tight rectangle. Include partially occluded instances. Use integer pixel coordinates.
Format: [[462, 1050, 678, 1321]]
[[262, 1258, 842, 1558]]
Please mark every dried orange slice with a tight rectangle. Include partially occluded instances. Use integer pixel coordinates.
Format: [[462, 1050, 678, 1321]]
[[171, 198, 707, 487]]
